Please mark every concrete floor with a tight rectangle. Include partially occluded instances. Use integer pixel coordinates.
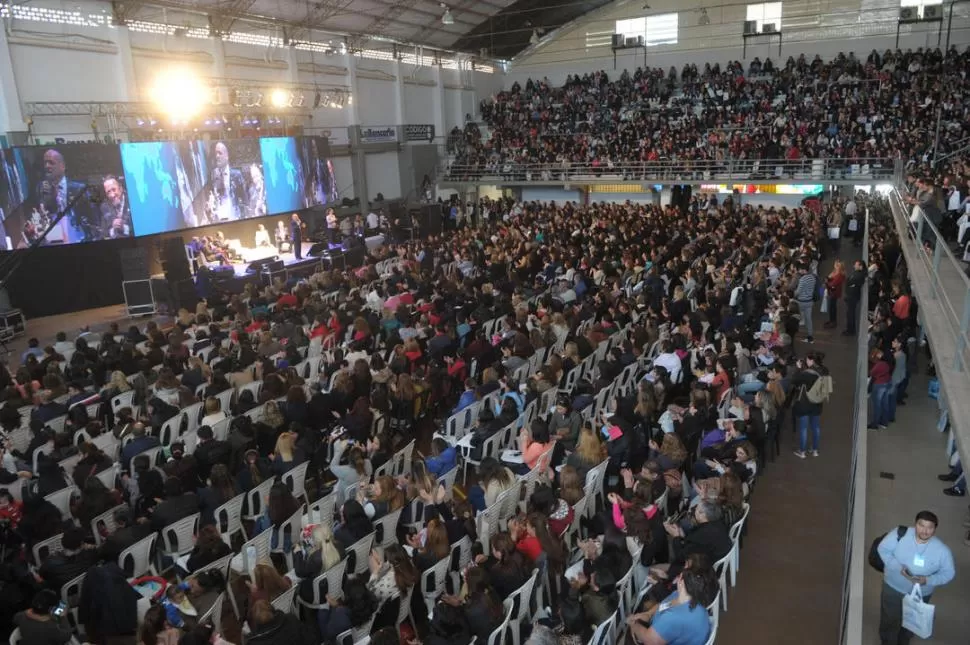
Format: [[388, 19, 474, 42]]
[[862, 370, 970, 645]]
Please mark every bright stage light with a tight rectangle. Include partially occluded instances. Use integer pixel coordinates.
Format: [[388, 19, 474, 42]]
[[270, 89, 289, 108], [150, 69, 207, 121]]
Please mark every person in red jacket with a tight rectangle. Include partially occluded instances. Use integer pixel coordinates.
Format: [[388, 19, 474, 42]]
[[868, 348, 893, 430], [824, 260, 847, 329]]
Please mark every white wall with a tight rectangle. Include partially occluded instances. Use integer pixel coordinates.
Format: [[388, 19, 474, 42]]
[[510, 0, 970, 85], [332, 156, 356, 199], [0, 0, 505, 140], [366, 151, 402, 199]]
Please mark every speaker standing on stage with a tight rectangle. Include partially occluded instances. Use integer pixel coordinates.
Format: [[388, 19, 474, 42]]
[[290, 213, 303, 259], [326, 207, 338, 245]]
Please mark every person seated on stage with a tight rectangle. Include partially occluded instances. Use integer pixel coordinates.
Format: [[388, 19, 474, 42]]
[[213, 232, 242, 262], [275, 221, 289, 251], [255, 224, 272, 248]]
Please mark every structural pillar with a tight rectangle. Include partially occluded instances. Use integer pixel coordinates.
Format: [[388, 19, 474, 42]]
[[393, 60, 406, 126], [432, 64, 447, 143], [114, 26, 138, 101], [347, 54, 368, 207], [212, 38, 229, 106], [0, 27, 26, 134]]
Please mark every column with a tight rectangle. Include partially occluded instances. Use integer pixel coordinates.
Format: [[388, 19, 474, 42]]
[[0, 27, 26, 133], [347, 54, 367, 205], [432, 64, 446, 141], [346, 54, 361, 126], [393, 60, 405, 126], [284, 44, 299, 85], [211, 38, 229, 105], [114, 26, 139, 101]]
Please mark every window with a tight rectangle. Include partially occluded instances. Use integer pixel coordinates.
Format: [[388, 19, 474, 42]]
[[900, 0, 942, 18], [746, 2, 782, 32], [613, 13, 679, 47], [585, 29, 613, 49], [645, 13, 678, 46]]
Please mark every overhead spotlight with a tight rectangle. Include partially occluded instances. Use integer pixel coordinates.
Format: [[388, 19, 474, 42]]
[[270, 89, 289, 108], [440, 3, 454, 25], [642, 3, 650, 9], [253, 92, 263, 108], [698, 8, 710, 25], [150, 68, 207, 121]]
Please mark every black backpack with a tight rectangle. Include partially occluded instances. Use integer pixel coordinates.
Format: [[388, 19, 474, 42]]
[[868, 525, 906, 572]]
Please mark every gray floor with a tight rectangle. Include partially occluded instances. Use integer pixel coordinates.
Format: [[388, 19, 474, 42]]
[[863, 371, 970, 644]]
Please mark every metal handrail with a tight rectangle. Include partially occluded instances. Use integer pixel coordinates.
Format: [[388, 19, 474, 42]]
[[888, 190, 970, 372], [440, 157, 897, 183]]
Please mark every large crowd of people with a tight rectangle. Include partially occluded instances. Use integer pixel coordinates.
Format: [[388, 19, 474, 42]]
[[448, 47, 970, 181], [0, 43, 967, 645]]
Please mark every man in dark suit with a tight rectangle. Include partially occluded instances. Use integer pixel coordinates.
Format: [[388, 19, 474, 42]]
[[100, 507, 153, 561], [193, 425, 231, 486], [40, 148, 97, 243], [290, 213, 304, 259], [209, 141, 246, 222], [150, 477, 199, 531], [119, 423, 160, 471], [100, 175, 132, 239], [30, 389, 68, 426], [37, 527, 99, 593]]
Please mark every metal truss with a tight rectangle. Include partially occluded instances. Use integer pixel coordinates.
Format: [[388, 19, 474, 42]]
[[24, 101, 313, 119]]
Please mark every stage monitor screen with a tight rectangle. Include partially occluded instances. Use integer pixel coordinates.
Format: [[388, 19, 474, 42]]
[[0, 144, 128, 248], [300, 136, 338, 207], [260, 136, 307, 214], [122, 139, 269, 237]]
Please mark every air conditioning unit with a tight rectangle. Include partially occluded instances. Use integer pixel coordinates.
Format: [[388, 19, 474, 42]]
[[625, 36, 639, 47], [762, 22, 777, 33], [743, 20, 758, 35], [611, 33, 625, 48], [899, 6, 917, 21], [922, 5, 942, 20]]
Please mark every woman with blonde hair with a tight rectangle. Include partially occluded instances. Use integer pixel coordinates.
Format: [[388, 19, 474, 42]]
[[559, 464, 585, 506], [565, 423, 607, 480], [360, 474, 405, 519], [293, 524, 342, 605], [272, 430, 305, 476], [246, 561, 292, 617], [409, 517, 449, 572], [200, 396, 227, 428]]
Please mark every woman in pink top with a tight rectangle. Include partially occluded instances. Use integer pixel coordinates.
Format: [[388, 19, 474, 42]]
[[505, 420, 554, 475]]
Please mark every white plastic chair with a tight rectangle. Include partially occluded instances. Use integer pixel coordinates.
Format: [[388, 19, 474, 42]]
[[90, 503, 128, 546], [281, 461, 309, 501], [198, 591, 225, 634], [299, 559, 347, 611], [437, 466, 459, 502], [271, 585, 298, 615], [420, 557, 451, 618], [712, 551, 730, 612], [244, 478, 275, 524], [728, 502, 751, 577], [587, 610, 617, 645], [110, 390, 136, 420], [119, 533, 158, 579], [44, 487, 77, 522], [158, 414, 183, 447], [45, 414, 68, 435], [214, 493, 246, 546], [209, 417, 231, 442], [374, 508, 403, 551], [158, 513, 200, 573], [271, 508, 304, 569], [307, 492, 338, 528], [345, 532, 375, 576], [32, 533, 64, 565]]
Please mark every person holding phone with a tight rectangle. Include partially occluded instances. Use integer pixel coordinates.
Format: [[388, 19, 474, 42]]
[[13, 589, 73, 644]]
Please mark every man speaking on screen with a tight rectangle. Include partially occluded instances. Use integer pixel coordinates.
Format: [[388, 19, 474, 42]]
[[41, 149, 97, 243], [100, 176, 132, 238], [209, 141, 246, 222]]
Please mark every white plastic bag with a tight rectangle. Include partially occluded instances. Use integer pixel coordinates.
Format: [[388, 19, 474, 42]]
[[902, 583, 934, 639]]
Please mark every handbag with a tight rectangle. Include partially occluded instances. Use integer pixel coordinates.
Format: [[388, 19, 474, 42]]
[[820, 296, 829, 314], [927, 378, 940, 400], [901, 583, 934, 639], [827, 226, 841, 239]]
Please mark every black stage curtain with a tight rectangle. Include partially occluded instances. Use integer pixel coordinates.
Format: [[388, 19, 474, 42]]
[[0, 237, 136, 318]]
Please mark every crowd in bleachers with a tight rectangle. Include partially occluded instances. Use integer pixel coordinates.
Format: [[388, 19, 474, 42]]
[[447, 47, 970, 180], [0, 180, 871, 645]]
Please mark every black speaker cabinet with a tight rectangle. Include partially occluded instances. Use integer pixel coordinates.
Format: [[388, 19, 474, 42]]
[[119, 247, 150, 281], [160, 237, 192, 282]]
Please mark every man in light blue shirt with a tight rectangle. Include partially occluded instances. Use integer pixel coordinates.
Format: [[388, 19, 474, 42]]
[[876, 510, 955, 645]]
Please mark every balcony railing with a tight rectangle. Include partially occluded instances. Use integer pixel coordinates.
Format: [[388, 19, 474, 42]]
[[440, 157, 898, 184]]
